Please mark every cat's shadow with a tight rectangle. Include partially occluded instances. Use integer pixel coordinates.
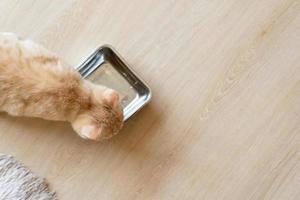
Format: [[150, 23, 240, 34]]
[[0, 102, 161, 144], [0, 103, 168, 198]]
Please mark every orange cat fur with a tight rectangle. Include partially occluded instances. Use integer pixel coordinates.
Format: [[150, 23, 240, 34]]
[[0, 33, 123, 140]]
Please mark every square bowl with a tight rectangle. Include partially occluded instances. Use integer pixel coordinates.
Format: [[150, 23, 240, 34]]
[[76, 45, 152, 121]]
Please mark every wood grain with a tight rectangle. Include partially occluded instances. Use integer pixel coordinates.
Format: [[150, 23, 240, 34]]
[[0, 0, 299, 199]]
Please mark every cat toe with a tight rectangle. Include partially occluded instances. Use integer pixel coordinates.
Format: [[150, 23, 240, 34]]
[[105, 89, 120, 107]]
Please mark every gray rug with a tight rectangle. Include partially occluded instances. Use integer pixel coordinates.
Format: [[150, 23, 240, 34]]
[[0, 154, 57, 200]]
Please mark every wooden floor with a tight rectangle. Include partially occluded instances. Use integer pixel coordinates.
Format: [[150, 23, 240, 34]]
[[0, 0, 299, 199]]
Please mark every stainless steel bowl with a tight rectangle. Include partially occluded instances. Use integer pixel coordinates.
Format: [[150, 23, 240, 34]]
[[76, 45, 152, 121]]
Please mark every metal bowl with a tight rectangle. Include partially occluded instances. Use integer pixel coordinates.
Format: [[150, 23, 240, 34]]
[[76, 45, 152, 121]]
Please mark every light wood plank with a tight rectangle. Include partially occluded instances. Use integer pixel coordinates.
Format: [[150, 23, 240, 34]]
[[0, 0, 299, 199]]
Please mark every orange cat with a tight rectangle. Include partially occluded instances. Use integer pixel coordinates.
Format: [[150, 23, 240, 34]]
[[0, 32, 123, 140]]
